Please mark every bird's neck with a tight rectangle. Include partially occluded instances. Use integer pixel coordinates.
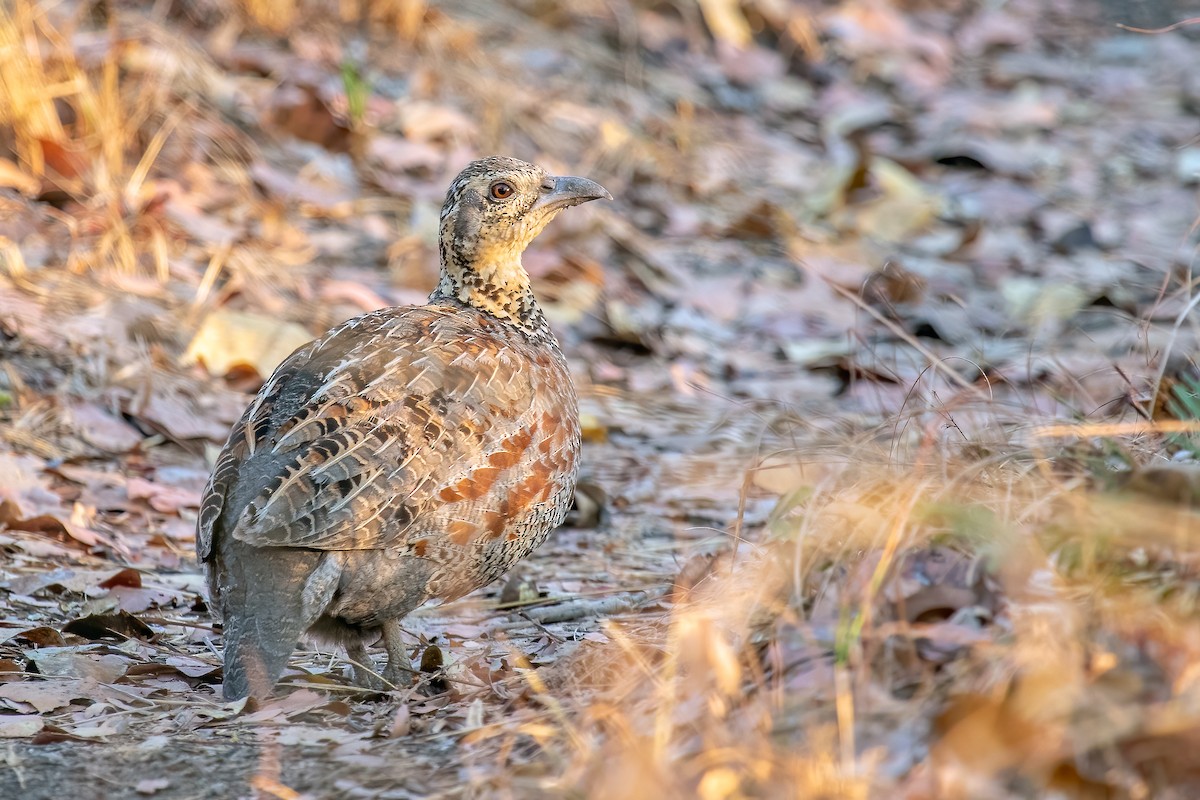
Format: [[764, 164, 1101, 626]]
[[430, 252, 552, 339]]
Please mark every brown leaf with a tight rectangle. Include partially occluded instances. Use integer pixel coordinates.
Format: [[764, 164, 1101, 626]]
[[0, 455, 113, 549], [885, 547, 998, 623], [51, 465, 129, 510], [399, 102, 476, 143], [15, 627, 66, 647], [0, 659, 21, 682], [266, 82, 354, 153], [65, 402, 143, 453], [389, 703, 411, 737], [37, 138, 87, 181], [126, 477, 202, 514], [250, 160, 355, 210], [98, 568, 142, 590], [365, 135, 443, 175], [243, 688, 328, 724], [62, 610, 155, 642]]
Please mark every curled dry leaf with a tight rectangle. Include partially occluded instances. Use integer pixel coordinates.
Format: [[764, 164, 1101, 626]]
[[123, 385, 232, 442], [841, 157, 943, 243], [107, 584, 183, 614], [163, 655, 222, 679]]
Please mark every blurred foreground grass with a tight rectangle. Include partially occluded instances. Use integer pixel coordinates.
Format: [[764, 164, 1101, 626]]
[[527, 421, 1200, 798]]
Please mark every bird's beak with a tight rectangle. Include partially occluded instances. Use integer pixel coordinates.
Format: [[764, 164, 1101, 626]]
[[533, 175, 613, 213]]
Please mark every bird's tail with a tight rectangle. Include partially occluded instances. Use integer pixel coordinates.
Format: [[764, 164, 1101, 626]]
[[213, 539, 335, 700]]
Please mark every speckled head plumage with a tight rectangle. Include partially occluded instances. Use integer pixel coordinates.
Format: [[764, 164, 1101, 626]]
[[432, 156, 611, 332]]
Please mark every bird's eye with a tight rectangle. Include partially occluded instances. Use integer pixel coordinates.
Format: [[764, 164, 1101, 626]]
[[490, 182, 514, 200]]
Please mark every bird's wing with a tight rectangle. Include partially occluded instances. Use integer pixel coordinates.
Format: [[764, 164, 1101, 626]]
[[198, 305, 555, 555]]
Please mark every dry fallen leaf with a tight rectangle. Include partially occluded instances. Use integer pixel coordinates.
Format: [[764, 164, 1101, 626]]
[[63, 610, 155, 642], [751, 455, 822, 496], [0, 453, 114, 550], [126, 476, 202, 514], [26, 647, 132, 683], [0, 715, 45, 738], [845, 157, 942, 243], [0, 680, 83, 713], [65, 402, 143, 453], [183, 309, 313, 379]]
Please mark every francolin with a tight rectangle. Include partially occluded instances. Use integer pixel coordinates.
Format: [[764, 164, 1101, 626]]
[[198, 157, 610, 699]]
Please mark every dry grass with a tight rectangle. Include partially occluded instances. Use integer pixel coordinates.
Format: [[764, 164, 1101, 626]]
[[0, 0, 238, 280], [487, 425, 1200, 798]]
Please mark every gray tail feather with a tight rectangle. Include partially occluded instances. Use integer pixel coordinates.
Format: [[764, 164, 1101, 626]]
[[215, 539, 328, 700]]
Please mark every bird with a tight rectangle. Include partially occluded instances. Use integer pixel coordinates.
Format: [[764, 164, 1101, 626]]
[[197, 156, 611, 700]]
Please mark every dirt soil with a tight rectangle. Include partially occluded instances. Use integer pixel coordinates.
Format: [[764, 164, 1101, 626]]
[[2, 0, 1200, 798]]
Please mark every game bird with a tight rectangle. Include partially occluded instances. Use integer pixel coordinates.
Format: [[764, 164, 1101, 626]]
[[198, 156, 610, 699]]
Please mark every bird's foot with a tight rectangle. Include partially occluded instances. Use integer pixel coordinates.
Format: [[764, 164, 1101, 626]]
[[345, 629, 412, 691], [381, 660, 414, 688], [346, 642, 387, 691], [382, 619, 414, 688]]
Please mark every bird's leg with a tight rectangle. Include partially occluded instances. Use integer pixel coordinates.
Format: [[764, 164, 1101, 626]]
[[346, 640, 384, 690], [381, 619, 413, 687]]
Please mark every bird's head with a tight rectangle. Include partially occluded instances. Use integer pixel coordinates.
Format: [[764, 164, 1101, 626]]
[[435, 156, 610, 324]]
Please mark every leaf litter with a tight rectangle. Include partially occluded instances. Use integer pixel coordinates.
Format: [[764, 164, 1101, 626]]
[[2, 0, 1200, 797]]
